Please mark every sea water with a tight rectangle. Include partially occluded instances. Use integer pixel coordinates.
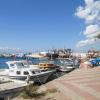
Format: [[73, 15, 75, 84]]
[[0, 57, 24, 69], [0, 57, 61, 69]]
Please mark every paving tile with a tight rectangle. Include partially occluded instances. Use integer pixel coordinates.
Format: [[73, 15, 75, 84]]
[[42, 67, 100, 100]]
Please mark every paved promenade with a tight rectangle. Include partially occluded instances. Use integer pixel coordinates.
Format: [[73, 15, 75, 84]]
[[42, 67, 100, 100]]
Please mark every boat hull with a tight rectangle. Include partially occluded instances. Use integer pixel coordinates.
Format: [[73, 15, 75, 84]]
[[5, 71, 54, 84], [58, 66, 75, 72], [30, 71, 53, 84]]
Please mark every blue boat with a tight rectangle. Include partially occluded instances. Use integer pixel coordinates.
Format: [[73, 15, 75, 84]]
[[90, 58, 100, 66]]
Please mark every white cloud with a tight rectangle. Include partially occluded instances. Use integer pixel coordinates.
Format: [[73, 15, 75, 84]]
[[76, 38, 100, 48], [75, 0, 100, 48], [75, 0, 100, 24], [83, 24, 100, 38], [85, 0, 94, 6]]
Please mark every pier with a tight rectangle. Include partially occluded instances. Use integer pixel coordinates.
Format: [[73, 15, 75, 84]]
[[40, 67, 100, 100]]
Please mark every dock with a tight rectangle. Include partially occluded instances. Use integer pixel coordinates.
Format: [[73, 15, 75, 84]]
[[41, 67, 100, 100]]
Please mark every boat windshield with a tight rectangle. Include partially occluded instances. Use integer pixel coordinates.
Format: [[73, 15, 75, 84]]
[[16, 62, 28, 68]]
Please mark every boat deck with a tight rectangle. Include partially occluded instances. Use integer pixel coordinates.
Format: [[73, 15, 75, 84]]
[[41, 67, 100, 100], [0, 76, 27, 99]]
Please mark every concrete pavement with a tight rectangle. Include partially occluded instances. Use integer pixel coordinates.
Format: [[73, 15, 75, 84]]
[[42, 67, 100, 100]]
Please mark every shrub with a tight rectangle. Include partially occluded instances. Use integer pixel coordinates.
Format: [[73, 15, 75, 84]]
[[20, 84, 46, 99]]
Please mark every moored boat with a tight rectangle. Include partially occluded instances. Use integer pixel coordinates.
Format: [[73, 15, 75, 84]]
[[0, 60, 55, 84], [58, 58, 75, 72]]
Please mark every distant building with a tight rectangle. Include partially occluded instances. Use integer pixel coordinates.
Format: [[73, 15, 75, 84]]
[[72, 52, 87, 59]]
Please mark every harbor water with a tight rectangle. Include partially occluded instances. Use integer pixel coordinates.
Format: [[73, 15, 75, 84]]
[[0, 57, 61, 69]]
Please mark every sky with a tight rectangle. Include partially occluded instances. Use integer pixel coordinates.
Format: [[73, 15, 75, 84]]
[[0, 0, 100, 52]]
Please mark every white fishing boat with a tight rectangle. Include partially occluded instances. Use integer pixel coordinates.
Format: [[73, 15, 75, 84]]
[[0, 61, 54, 84], [58, 59, 75, 72], [58, 65, 75, 72]]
